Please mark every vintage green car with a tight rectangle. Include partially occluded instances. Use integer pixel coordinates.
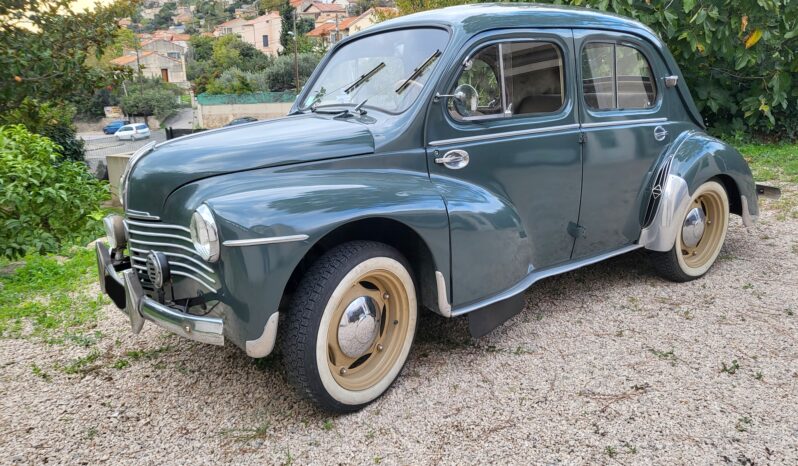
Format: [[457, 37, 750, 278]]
[[96, 4, 769, 412]]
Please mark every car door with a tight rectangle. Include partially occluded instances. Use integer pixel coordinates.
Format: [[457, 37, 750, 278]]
[[572, 30, 673, 258], [425, 30, 582, 307]]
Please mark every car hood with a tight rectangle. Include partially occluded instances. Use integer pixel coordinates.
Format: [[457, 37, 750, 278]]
[[125, 113, 375, 215]]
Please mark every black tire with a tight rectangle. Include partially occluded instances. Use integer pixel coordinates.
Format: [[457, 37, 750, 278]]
[[281, 240, 418, 413], [650, 180, 730, 282]]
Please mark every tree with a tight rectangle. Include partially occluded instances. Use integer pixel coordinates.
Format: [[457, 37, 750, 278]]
[[0, 99, 86, 162], [0, 0, 136, 114], [120, 79, 182, 123], [146, 2, 178, 32]]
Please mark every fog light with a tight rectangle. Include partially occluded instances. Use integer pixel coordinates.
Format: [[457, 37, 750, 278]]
[[146, 251, 170, 288], [103, 215, 126, 249]]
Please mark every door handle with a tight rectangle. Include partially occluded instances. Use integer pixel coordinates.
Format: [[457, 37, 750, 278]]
[[434, 149, 470, 169], [653, 126, 668, 142]]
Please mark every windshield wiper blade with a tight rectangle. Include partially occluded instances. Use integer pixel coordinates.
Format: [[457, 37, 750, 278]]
[[395, 50, 442, 95], [345, 62, 386, 94]]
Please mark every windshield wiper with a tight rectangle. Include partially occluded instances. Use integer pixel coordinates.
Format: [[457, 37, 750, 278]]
[[345, 62, 386, 94], [395, 50, 442, 95]]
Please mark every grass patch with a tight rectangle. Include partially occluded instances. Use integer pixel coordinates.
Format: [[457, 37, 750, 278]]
[[61, 349, 102, 375], [738, 143, 798, 183], [0, 247, 107, 340], [738, 144, 798, 183]]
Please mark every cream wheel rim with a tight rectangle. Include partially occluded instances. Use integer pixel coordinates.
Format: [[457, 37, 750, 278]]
[[677, 182, 729, 275]]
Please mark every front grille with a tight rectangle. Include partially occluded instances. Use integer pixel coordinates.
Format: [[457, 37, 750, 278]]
[[125, 218, 217, 293]]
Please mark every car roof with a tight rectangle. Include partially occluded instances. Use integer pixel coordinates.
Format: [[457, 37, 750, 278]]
[[369, 3, 657, 38]]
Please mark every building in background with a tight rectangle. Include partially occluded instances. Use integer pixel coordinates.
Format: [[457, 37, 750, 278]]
[[300, 2, 347, 26], [213, 17, 248, 37], [110, 51, 188, 87], [241, 12, 283, 56], [307, 7, 398, 46]]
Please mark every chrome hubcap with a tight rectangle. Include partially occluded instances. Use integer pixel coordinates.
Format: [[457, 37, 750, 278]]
[[337, 296, 381, 359], [682, 206, 706, 248]]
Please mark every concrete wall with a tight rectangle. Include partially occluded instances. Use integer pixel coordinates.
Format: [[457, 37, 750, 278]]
[[197, 101, 293, 128]]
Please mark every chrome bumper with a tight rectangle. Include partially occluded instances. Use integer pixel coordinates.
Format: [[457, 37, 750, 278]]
[[95, 242, 224, 346]]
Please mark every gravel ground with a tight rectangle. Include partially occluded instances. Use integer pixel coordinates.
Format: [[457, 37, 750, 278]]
[[1, 187, 797, 465]]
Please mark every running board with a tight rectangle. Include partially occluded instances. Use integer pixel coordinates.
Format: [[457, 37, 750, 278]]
[[451, 244, 643, 317]]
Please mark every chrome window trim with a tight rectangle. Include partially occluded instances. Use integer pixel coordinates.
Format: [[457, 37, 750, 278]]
[[125, 219, 191, 233], [429, 123, 580, 146], [222, 234, 310, 247], [129, 247, 214, 273], [580, 117, 666, 129]]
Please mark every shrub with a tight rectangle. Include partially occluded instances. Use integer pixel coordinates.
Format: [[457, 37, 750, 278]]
[[0, 98, 85, 162], [0, 125, 108, 260]]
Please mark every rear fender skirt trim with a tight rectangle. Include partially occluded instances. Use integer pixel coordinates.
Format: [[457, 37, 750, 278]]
[[245, 311, 280, 358], [434, 271, 452, 318], [638, 174, 691, 252], [741, 195, 757, 227]]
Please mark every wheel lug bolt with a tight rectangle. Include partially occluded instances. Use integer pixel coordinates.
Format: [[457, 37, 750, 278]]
[[383, 293, 390, 300], [339, 367, 348, 375], [377, 344, 384, 352], [393, 319, 398, 325]]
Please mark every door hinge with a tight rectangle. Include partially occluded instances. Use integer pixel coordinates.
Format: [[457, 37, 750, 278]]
[[567, 221, 587, 239], [578, 133, 587, 144]]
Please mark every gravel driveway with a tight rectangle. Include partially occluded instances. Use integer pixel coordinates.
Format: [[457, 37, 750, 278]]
[[1, 187, 796, 465]]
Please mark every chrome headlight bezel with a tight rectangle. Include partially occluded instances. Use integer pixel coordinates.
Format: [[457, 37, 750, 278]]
[[103, 214, 126, 250], [190, 204, 220, 263], [120, 141, 157, 208]]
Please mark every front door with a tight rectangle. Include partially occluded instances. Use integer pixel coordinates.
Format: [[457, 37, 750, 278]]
[[572, 30, 673, 258], [161, 68, 169, 82], [426, 30, 582, 308]]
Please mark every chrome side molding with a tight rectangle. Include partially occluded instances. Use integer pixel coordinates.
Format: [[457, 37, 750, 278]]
[[223, 234, 309, 247]]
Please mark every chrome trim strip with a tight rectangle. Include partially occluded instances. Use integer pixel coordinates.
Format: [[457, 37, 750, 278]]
[[126, 212, 161, 221], [638, 174, 691, 252], [428, 123, 580, 147], [580, 117, 667, 129], [222, 234, 309, 247], [133, 262, 214, 289], [450, 244, 643, 317], [435, 271, 452, 318], [125, 219, 191, 234], [133, 256, 215, 283], [128, 228, 192, 243], [246, 312, 280, 358], [170, 271, 215, 292], [130, 247, 214, 274], [129, 238, 199, 256]]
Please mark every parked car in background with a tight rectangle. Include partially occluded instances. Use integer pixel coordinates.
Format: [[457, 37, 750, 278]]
[[225, 116, 258, 126], [103, 119, 130, 134], [115, 123, 151, 141], [96, 4, 778, 413]]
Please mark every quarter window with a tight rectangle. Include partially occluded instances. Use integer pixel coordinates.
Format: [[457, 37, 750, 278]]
[[449, 41, 565, 120], [582, 42, 657, 111]]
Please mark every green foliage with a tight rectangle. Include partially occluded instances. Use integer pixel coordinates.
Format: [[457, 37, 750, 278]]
[[0, 0, 135, 114], [394, 0, 798, 140], [145, 2, 178, 32], [0, 126, 108, 260], [265, 53, 323, 91], [0, 247, 106, 339], [120, 78, 184, 121], [738, 143, 798, 182], [0, 98, 85, 162], [204, 54, 321, 94]]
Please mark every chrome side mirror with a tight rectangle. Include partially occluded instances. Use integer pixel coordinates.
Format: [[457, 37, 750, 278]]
[[435, 84, 479, 116]]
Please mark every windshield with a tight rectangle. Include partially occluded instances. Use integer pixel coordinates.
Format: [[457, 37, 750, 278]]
[[302, 28, 449, 114]]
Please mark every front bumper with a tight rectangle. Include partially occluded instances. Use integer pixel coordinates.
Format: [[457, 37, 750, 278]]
[[95, 242, 224, 346]]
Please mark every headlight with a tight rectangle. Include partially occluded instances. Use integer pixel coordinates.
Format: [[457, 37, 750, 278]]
[[190, 204, 220, 262], [120, 141, 157, 208], [103, 214, 126, 249]]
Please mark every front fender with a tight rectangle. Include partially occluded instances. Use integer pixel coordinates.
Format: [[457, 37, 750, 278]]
[[165, 157, 449, 347], [640, 130, 759, 252]]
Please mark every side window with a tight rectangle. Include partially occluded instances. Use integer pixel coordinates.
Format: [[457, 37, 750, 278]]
[[582, 42, 657, 111], [502, 42, 564, 116], [448, 44, 502, 119], [449, 41, 565, 121], [119, 125, 132, 131]]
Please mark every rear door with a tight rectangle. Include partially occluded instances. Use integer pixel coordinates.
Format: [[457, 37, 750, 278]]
[[572, 29, 673, 258], [426, 30, 583, 307]]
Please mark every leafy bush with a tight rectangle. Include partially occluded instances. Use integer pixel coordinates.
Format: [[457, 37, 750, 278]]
[[120, 78, 184, 122], [0, 98, 85, 162], [0, 125, 108, 260], [395, 0, 798, 140]]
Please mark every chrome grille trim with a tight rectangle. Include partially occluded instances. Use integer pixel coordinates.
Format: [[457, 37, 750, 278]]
[[125, 219, 191, 233], [171, 271, 214, 291], [129, 238, 199, 256], [131, 255, 216, 284], [129, 247, 214, 273], [128, 228, 194, 244]]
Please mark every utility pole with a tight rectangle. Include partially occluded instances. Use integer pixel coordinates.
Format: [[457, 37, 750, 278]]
[[334, 13, 339, 45], [293, 9, 299, 94]]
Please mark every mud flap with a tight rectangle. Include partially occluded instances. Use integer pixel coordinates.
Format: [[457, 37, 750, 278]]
[[467, 293, 525, 338]]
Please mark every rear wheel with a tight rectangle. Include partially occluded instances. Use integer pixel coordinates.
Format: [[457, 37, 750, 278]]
[[650, 180, 730, 282], [282, 241, 417, 413]]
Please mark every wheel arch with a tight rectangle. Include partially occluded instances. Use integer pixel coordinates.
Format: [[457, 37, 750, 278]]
[[281, 217, 444, 318]]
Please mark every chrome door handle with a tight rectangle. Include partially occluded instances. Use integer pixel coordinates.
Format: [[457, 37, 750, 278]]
[[654, 126, 668, 141], [434, 149, 470, 169]]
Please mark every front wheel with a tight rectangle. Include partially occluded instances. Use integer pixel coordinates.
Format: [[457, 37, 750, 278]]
[[650, 179, 730, 282], [282, 241, 417, 413]]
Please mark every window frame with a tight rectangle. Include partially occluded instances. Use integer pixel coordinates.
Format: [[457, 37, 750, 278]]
[[580, 40, 659, 113], [448, 38, 568, 123]]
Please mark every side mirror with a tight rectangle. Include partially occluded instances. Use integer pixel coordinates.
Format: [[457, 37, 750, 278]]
[[436, 84, 480, 117]]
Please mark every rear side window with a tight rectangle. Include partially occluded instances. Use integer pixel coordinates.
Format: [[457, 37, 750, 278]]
[[119, 125, 132, 131], [135, 124, 148, 130], [582, 42, 657, 111], [449, 41, 565, 120]]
